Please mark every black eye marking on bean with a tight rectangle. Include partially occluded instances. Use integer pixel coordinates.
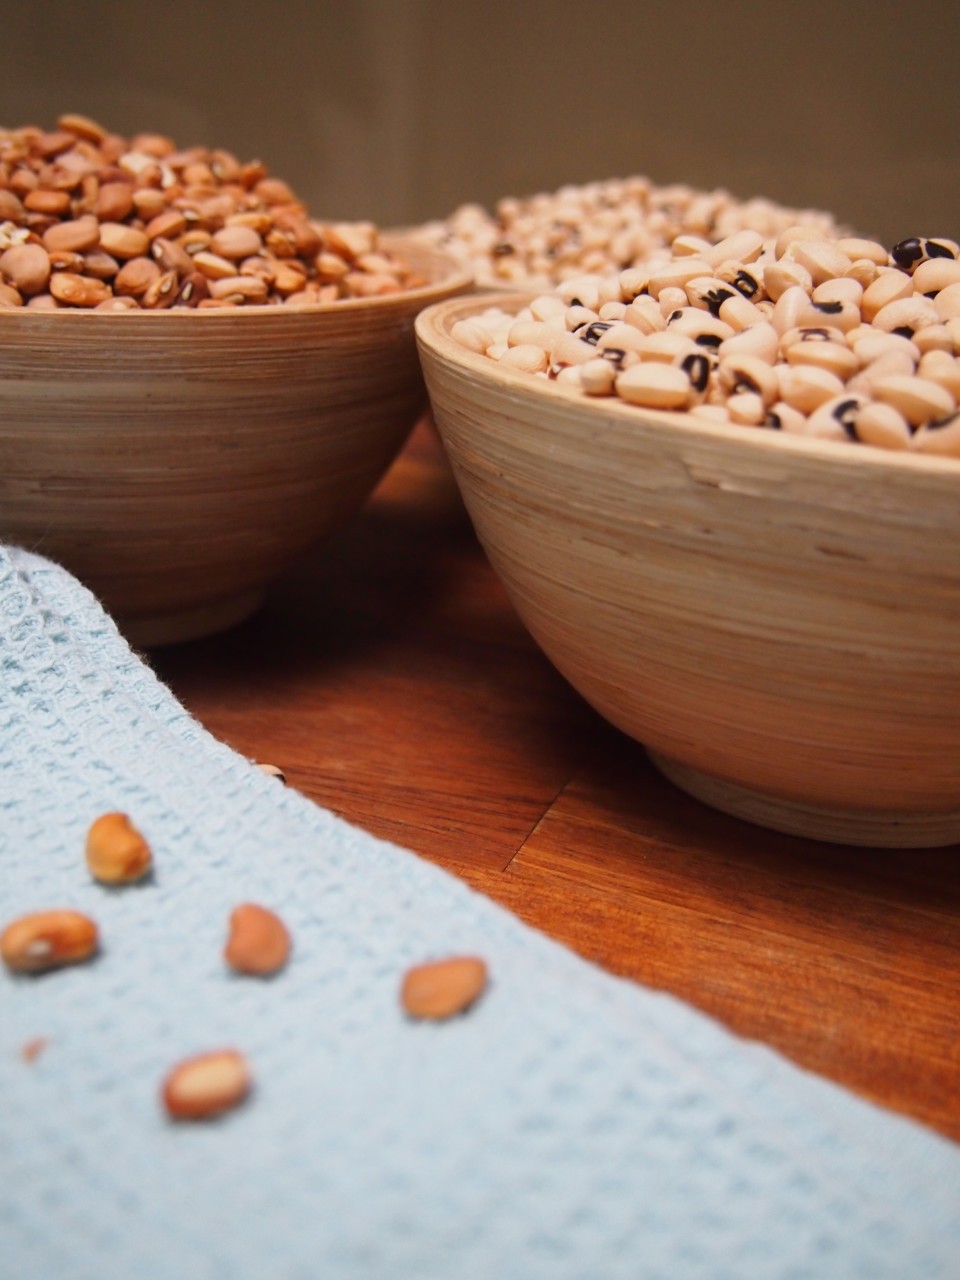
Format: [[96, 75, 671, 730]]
[[928, 411, 959, 431], [694, 333, 722, 350], [668, 310, 684, 323], [731, 270, 760, 299], [581, 321, 614, 345], [811, 300, 843, 315], [600, 348, 627, 368], [799, 327, 832, 342], [892, 325, 915, 339], [891, 238, 924, 270], [732, 375, 760, 396], [765, 411, 783, 429], [832, 397, 861, 439], [492, 242, 515, 256], [925, 239, 956, 260], [702, 287, 735, 318], [681, 352, 710, 392]]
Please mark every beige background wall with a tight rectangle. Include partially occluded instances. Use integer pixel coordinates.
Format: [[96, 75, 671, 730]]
[[1, 0, 957, 247]]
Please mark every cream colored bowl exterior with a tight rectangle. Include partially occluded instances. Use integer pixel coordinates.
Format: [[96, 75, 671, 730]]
[[417, 293, 960, 847], [0, 239, 471, 645]]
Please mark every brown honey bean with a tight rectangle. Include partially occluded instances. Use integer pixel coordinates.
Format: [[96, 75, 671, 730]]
[[95, 181, 135, 223], [0, 243, 51, 295], [224, 903, 291, 976], [48, 272, 111, 307], [400, 955, 488, 1019], [42, 214, 100, 253], [97, 221, 149, 259], [162, 1049, 251, 1120], [114, 256, 160, 297], [1, 909, 99, 973], [85, 811, 152, 884]]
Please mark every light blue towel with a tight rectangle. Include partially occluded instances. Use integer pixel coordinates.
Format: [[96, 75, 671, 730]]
[[1, 542, 958, 1280]]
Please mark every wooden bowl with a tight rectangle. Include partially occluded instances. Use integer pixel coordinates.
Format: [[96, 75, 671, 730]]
[[416, 293, 960, 848], [0, 236, 472, 646]]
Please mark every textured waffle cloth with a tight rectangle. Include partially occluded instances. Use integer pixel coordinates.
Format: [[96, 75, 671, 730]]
[[1, 543, 959, 1280]]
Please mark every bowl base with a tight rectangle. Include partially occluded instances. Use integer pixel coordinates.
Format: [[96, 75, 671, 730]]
[[647, 751, 960, 849], [117, 589, 265, 649]]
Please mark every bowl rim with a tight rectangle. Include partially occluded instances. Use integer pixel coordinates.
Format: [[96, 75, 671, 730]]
[[0, 234, 474, 321], [416, 290, 960, 479]]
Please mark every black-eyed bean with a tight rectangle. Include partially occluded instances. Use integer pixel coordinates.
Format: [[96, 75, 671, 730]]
[[763, 258, 813, 301], [933, 282, 960, 323], [507, 319, 557, 350], [579, 357, 617, 395], [685, 275, 737, 315], [812, 275, 863, 307], [680, 351, 711, 400], [658, 286, 689, 317], [872, 294, 941, 336], [552, 363, 583, 386], [798, 297, 861, 333], [912, 257, 960, 295], [861, 269, 913, 321], [850, 329, 920, 368], [771, 285, 812, 335], [803, 394, 864, 441], [787, 239, 852, 285], [718, 353, 779, 405], [622, 296, 666, 334], [451, 318, 493, 354], [785, 338, 858, 380], [703, 229, 764, 267], [844, 258, 880, 289], [595, 322, 647, 356], [765, 400, 807, 433], [715, 261, 763, 301], [871, 374, 955, 426], [671, 233, 714, 258], [835, 237, 890, 267], [718, 293, 767, 331], [558, 278, 601, 310], [498, 343, 549, 373], [599, 300, 627, 321], [891, 237, 959, 273], [917, 350, 960, 398], [946, 318, 960, 352], [551, 331, 598, 366], [717, 321, 780, 364], [666, 307, 734, 347], [616, 362, 692, 409], [774, 224, 827, 258], [565, 304, 600, 332], [726, 391, 767, 425], [912, 324, 953, 355], [635, 331, 700, 363], [852, 401, 912, 450], [776, 363, 846, 413], [779, 324, 847, 352], [910, 411, 960, 456], [529, 293, 566, 322], [616, 268, 649, 301], [646, 258, 713, 298]]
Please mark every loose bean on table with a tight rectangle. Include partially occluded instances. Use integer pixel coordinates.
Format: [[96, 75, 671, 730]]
[[0, 115, 425, 309], [455, 228, 960, 456]]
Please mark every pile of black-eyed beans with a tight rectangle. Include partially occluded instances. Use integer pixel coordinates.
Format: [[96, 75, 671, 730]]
[[0, 114, 425, 310], [416, 176, 842, 290], [453, 227, 960, 456]]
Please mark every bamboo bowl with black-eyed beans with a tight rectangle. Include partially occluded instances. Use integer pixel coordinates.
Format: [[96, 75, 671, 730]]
[[0, 237, 471, 646], [416, 292, 960, 848]]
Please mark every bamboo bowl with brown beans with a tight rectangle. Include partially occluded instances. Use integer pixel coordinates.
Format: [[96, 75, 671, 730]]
[[416, 292, 960, 848], [0, 236, 471, 646]]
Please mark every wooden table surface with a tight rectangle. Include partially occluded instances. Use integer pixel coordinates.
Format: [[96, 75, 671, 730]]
[[153, 419, 960, 1145]]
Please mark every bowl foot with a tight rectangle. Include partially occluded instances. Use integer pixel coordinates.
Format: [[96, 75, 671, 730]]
[[117, 589, 265, 649], [647, 751, 960, 849]]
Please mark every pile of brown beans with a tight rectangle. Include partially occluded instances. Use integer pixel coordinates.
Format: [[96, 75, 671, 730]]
[[416, 176, 842, 290], [0, 114, 425, 310], [453, 227, 960, 457]]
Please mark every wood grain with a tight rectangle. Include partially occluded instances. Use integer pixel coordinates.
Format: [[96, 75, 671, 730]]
[[153, 420, 960, 1143]]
